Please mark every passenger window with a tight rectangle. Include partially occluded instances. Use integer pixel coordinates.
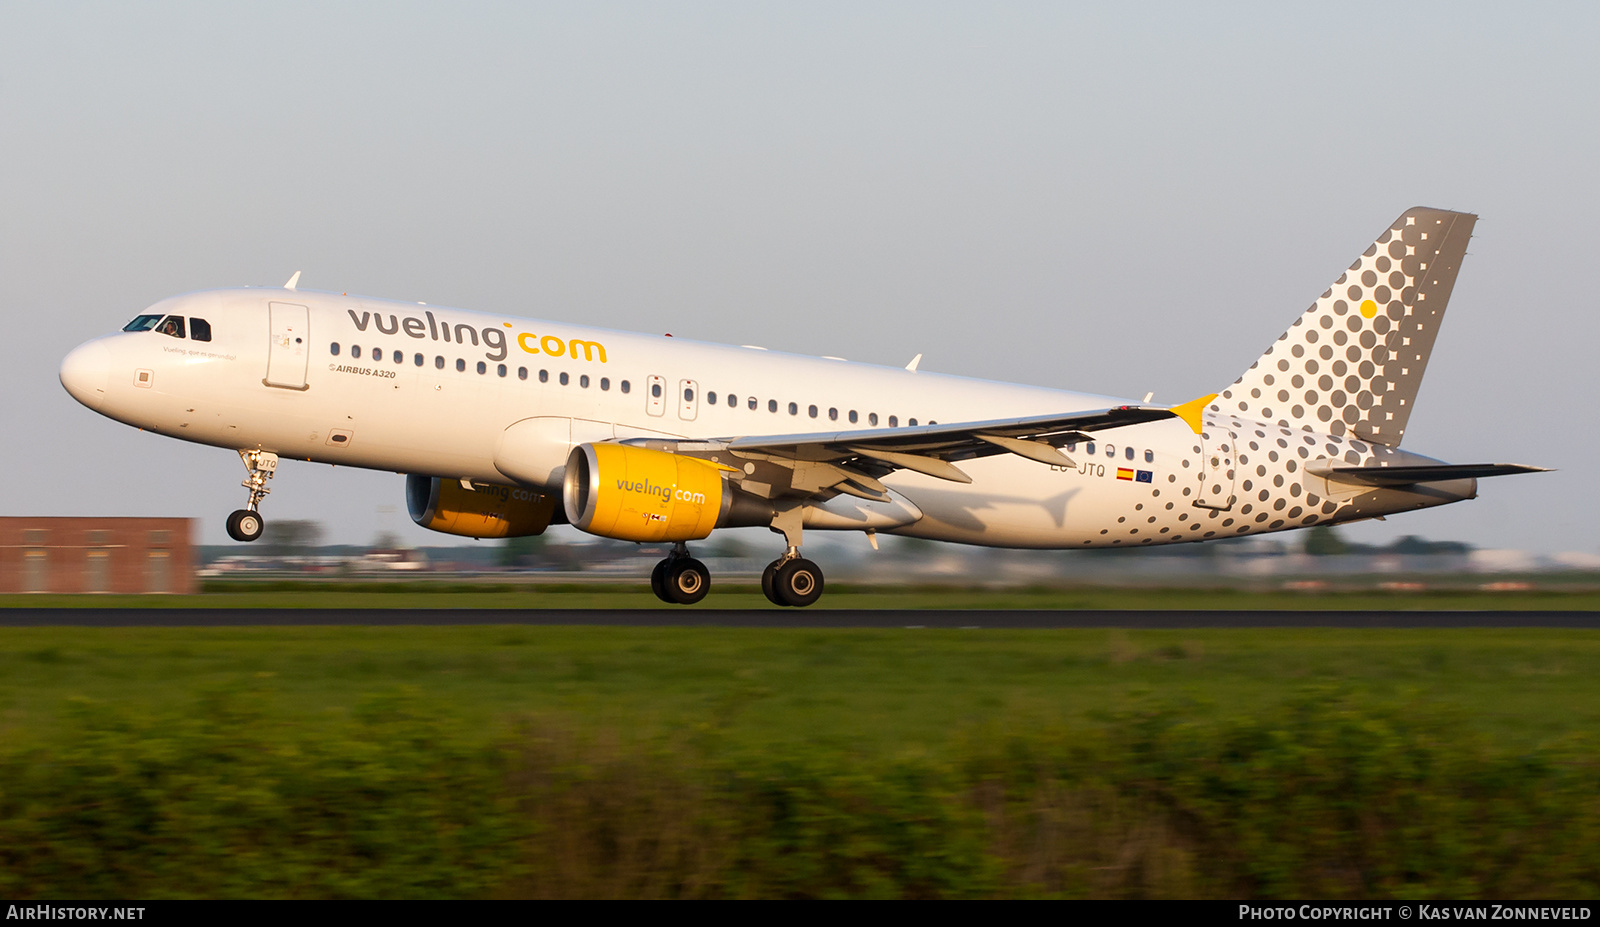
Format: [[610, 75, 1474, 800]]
[[123, 314, 164, 332], [729, 394, 737, 407], [434, 356, 444, 369], [1126, 446, 1135, 460], [868, 413, 878, 426], [849, 410, 858, 423], [828, 408, 838, 421], [908, 418, 917, 426], [650, 382, 661, 397], [684, 387, 694, 402], [456, 359, 465, 372], [580, 375, 590, 388], [620, 380, 630, 394], [1086, 442, 1096, 455], [1106, 444, 1115, 458], [498, 364, 507, 377], [1144, 449, 1154, 463], [1065, 442, 1077, 452], [477, 361, 487, 374], [888, 416, 898, 427], [707, 391, 718, 405], [394, 350, 403, 364], [189, 318, 212, 342], [600, 377, 609, 390], [331, 343, 341, 356], [808, 405, 818, 418], [353, 346, 362, 359], [414, 353, 423, 366], [372, 347, 380, 359], [561, 372, 570, 386], [541, 369, 550, 383], [789, 402, 798, 415], [769, 400, 777, 412], [157, 316, 186, 339], [518, 367, 528, 380], [748, 397, 757, 410]]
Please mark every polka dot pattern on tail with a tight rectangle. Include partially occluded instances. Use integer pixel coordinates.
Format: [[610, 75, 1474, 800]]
[[1218, 208, 1476, 448]]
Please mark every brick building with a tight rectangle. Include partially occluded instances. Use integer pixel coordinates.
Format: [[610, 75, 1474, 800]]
[[0, 517, 197, 594]]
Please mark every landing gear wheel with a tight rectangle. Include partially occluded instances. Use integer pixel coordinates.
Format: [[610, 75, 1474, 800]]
[[761, 561, 785, 606], [651, 559, 670, 602], [663, 557, 710, 605], [226, 509, 265, 542], [772, 558, 824, 608]]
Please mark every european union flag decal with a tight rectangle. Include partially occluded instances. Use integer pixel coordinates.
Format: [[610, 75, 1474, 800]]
[[1135, 470, 1153, 483]]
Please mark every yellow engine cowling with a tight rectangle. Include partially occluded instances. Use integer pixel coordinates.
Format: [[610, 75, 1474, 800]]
[[406, 474, 558, 539], [563, 444, 734, 542]]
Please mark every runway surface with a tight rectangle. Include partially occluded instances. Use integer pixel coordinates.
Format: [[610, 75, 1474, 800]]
[[2, 609, 1599, 628]]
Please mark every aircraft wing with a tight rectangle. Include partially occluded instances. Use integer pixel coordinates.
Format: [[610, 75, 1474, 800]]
[[612, 402, 1201, 508], [720, 404, 1176, 484]]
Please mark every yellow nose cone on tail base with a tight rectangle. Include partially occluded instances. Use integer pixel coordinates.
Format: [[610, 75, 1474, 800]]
[[1167, 393, 1218, 434]]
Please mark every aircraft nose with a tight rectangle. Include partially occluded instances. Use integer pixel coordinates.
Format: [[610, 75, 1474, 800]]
[[60, 339, 111, 409]]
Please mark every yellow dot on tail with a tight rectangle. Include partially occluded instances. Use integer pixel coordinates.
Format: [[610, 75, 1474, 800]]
[[1360, 299, 1378, 319]]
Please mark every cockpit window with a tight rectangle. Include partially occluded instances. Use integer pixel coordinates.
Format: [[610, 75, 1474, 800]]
[[156, 316, 186, 339], [189, 318, 212, 342], [123, 314, 163, 332]]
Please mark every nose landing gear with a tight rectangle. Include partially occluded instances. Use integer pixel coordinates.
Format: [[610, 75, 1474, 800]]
[[225, 449, 278, 543], [651, 542, 710, 605]]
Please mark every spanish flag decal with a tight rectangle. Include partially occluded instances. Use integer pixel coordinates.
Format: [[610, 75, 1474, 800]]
[[1116, 468, 1134, 481]]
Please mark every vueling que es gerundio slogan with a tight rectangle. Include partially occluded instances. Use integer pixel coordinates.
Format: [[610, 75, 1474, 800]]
[[346, 309, 607, 364]]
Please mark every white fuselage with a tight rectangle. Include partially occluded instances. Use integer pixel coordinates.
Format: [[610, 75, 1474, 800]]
[[61, 287, 1471, 549]]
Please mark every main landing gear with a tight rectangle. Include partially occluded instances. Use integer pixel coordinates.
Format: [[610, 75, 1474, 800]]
[[761, 550, 824, 608], [648, 542, 826, 607], [225, 449, 278, 543], [758, 508, 823, 607], [651, 542, 711, 605]]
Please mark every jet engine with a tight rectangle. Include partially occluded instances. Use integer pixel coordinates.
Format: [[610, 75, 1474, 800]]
[[563, 443, 768, 542], [406, 474, 559, 539]]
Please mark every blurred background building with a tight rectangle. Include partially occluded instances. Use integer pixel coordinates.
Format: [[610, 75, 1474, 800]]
[[0, 517, 196, 594]]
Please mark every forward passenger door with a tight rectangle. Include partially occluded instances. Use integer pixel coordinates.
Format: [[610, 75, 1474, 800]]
[[265, 302, 310, 390]]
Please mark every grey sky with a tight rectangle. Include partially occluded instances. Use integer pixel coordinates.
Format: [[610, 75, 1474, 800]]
[[3, 2, 1594, 553]]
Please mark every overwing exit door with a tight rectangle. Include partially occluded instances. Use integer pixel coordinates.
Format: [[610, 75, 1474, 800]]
[[265, 302, 310, 390], [678, 379, 699, 421]]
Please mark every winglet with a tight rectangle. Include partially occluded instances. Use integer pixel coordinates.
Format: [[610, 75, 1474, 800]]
[[905, 353, 922, 372], [1167, 393, 1216, 434], [284, 271, 302, 290]]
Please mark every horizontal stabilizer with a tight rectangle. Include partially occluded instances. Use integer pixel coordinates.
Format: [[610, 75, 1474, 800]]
[[1310, 462, 1550, 487]]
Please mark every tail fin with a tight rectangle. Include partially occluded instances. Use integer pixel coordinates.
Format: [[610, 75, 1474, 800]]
[[1216, 207, 1476, 446]]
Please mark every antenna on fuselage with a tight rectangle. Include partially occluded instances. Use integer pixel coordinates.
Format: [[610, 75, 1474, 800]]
[[905, 353, 922, 372], [284, 271, 302, 290]]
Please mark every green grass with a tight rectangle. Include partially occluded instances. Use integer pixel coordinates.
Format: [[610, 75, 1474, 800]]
[[6, 581, 1600, 610], [3, 626, 1597, 756], [3, 626, 1598, 897]]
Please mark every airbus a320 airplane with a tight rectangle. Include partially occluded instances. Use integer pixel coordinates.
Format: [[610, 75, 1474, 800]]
[[60, 208, 1544, 606]]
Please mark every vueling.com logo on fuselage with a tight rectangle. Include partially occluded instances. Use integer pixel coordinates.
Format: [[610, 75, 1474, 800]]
[[346, 309, 607, 364], [617, 477, 706, 506]]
